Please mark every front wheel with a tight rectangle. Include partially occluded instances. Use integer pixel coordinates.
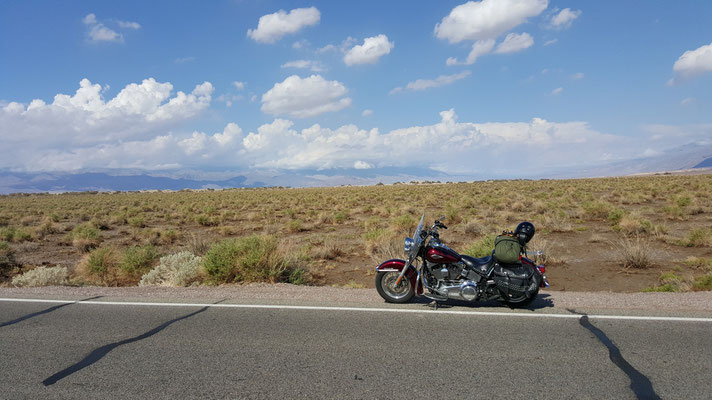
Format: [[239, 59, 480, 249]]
[[375, 271, 414, 303]]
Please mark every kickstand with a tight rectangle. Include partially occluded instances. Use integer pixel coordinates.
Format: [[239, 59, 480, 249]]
[[428, 300, 440, 310]]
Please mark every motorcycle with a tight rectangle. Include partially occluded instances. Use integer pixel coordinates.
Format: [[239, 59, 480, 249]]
[[375, 214, 548, 307]]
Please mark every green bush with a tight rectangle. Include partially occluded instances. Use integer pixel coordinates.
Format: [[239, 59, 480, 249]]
[[119, 245, 159, 277], [85, 247, 117, 276], [202, 235, 306, 284], [693, 274, 712, 291], [0, 241, 16, 274], [12, 266, 68, 287], [390, 214, 415, 233], [334, 211, 346, 224], [462, 234, 496, 257]]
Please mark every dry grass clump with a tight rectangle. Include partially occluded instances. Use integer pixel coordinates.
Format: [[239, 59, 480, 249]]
[[368, 237, 404, 263], [0, 241, 17, 275], [310, 239, 344, 260], [615, 236, 655, 269], [526, 236, 566, 265], [11, 266, 68, 287]]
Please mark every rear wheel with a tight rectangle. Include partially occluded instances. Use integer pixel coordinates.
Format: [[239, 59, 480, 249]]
[[502, 287, 539, 308], [375, 271, 414, 303]]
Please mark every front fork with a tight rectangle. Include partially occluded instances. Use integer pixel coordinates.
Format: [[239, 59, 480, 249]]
[[394, 258, 412, 286]]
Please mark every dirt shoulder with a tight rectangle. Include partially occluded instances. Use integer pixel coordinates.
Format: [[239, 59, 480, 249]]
[[2, 285, 712, 314]]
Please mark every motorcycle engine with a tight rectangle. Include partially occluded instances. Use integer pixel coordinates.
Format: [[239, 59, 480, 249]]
[[428, 262, 461, 281]]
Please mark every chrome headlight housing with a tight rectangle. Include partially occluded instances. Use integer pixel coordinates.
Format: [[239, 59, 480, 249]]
[[404, 237, 414, 254]]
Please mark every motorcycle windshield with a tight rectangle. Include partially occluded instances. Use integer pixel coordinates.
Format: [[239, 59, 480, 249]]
[[410, 213, 425, 258]]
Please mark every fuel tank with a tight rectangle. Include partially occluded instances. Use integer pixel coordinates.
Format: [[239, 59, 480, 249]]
[[425, 245, 461, 264]]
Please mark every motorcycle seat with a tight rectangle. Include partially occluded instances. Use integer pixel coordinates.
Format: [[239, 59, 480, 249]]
[[460, 255, 495, 274]]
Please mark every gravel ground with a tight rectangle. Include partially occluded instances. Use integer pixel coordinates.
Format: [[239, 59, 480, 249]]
[[1, 285, 712, 313]]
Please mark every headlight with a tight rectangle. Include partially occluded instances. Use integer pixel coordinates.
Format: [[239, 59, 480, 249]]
[[404, 237, 414, 254]]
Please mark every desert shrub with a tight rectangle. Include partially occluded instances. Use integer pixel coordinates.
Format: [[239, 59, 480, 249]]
[[12, 266, 68, 287], [334, 211, 347, 224], [202, 235, 302, 284], [129, 217, 146, 228], [607, 208, 626, 226], [285, 219, 304, 233], [139, 251, 203, 287], [642, 284, 679, 293], [390, 214, 415, 233], [0, 241, 17, 274], [1, 227, 31, 243], [195, 215, 217, 226], [188, 234, 211, 256], [311, 240, 344, 260], [678, 228, 712, 247], [693, 274, 712, 291], [582, 201, 612, 220], [90, 217, 111, 230], [463, 221, 484, 236], [445, 204, 462, 225], [462, 234, 496, 258], [119, 245, 160, 278], [67, 224, 101, 252], [526, 236, 566, 265], [35, 219, 59, 240], [683, 256, 712, 271], [615, 236, 654, 269], [367, 237, 404, 262]]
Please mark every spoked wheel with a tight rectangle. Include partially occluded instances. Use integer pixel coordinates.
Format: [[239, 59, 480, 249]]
[[375, 271, 414, 303]]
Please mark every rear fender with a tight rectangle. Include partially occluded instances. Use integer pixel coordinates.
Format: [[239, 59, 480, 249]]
[[376, 259, 423, 295]]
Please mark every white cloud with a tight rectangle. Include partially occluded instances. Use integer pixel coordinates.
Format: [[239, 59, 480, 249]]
[[0, 78, 212, 150], [281, 60, 325, 72], [571, 72, 584, 80], [671, 41, 712, 83], [362, 109, 373, 117], [117, 20, 141, 29], [543, 38, 558, 46], [494, 32, 534, 54], [247, 7, 320, 44], [547, 8, 581, 30], [551, 87, 563, 95], [435, 0, 548, 43], [343, 34, 394, 66], [391, 71, 471, 94], [260, 75, 351, 118], [354, 161, 373, 169], [174, 56, 195, 64], [82, 13, 139, 43], [292, 39, 309, 49], [681, 97, 694, 105], [548, 8, 581, 30], [233, 81, 246, 90]]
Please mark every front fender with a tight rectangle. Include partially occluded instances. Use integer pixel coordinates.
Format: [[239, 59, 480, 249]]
[[376, 259, 423, 295]]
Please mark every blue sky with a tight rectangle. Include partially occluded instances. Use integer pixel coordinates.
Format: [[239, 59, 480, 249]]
[[1, 1, 711, 184]]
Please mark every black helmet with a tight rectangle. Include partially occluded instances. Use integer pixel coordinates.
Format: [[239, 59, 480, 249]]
[[514, 221, 535, 245]]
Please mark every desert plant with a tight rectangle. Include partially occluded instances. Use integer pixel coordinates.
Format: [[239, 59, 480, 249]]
[[462, 234, 496, 258], [67, 224, 101, 252], [12, 266, 68, 287], [0, 241, 16, 274], [119, 245, 160, 278], [139, 251, 203, 287], [203, 235, 294, 284], [692, 274, 712, 291], [679, 228, 712, 247], [682, 256, 712, 271], [615, 236, 654, 269]]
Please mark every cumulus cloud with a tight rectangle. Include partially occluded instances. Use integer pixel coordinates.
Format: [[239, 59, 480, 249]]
[[343, 34, 394, 66], [260, 75, 351, 118], [233, 81, 246, 90], [281, 59, 325, 72], [0, 78, 212, 150], [362, 109, 373, 117], [435, 0, 547, 43], [391, 71, 471, 94], [247, 7, 320, 44], [548, 8, 581, 30], [670, 41, 712, 84], [494, 32, 534, 54], [82, 13, 140, 43], [551, 87, 563, 95]]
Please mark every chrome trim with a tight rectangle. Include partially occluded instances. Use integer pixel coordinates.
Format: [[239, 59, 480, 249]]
[[377, 268, 399, 272]]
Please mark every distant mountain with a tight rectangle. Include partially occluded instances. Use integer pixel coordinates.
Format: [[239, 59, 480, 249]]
[[553, 143, 712, 178], [694, 157, 712, 168], [0, 172, 258, 194]]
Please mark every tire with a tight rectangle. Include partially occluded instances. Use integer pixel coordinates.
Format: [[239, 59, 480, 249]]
[[502, 286, 539, 308], [375, 271, 414, 303]]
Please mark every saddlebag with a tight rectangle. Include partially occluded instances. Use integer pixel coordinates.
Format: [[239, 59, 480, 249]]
[[493, 263, 539, 298], [494, 234, 521, 264]]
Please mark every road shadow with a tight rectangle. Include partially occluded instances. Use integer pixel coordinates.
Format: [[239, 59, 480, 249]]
[[412, 292, 554, 310], [42, 299, 227, 386], [567, 308, 661, 400], [0, 296, 103, 328]]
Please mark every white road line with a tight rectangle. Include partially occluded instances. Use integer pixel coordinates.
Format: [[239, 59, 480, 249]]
[[1, 297, 711, 323]]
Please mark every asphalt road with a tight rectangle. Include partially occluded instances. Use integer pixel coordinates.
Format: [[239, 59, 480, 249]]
[[1, 297, 711, 399]]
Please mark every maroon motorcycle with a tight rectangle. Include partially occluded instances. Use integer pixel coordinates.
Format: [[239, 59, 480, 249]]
[[375, 214, 548, 307]]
